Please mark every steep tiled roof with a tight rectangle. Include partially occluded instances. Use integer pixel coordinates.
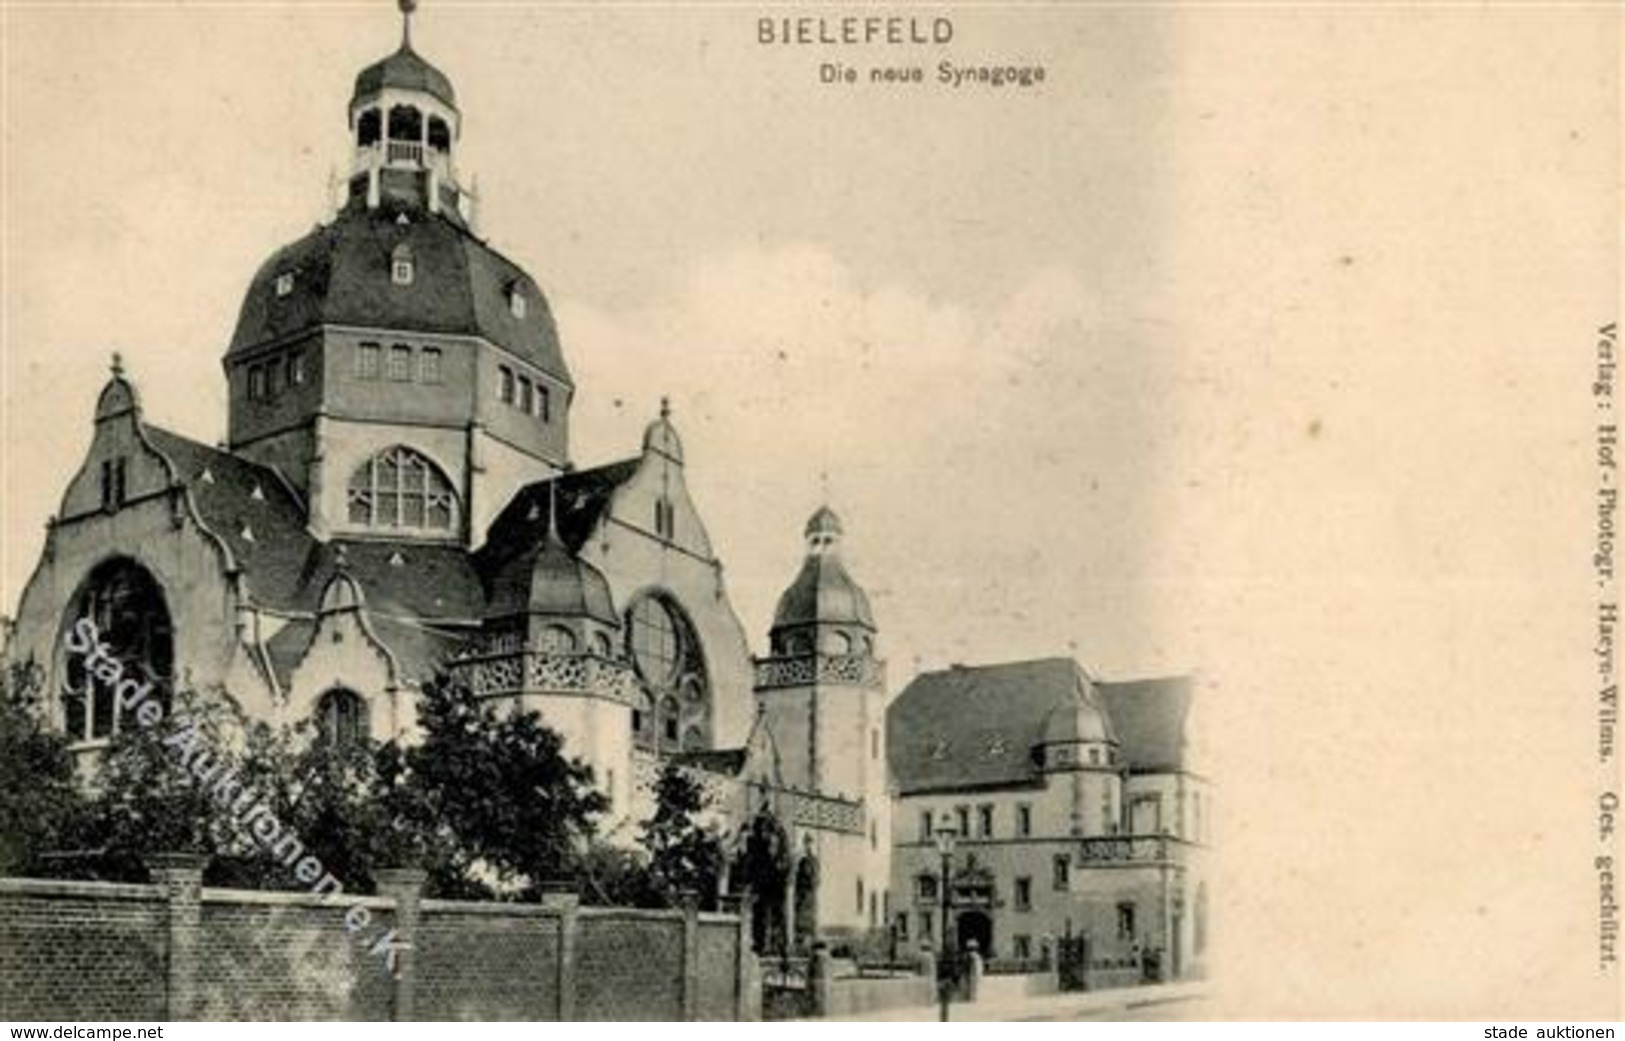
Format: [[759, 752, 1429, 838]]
[[144, 426, 319, 607], [476, 459, 641, 575], [1098, 677, 1193, 774], [888, 658, 1097, 795], [888, 659, 1191, 796]]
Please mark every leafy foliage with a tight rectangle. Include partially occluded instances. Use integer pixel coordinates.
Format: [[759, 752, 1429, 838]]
[[638, 760, 725, 910], [0, 658, 89, 876]]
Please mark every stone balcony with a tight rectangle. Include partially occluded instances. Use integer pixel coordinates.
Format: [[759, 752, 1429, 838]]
[[1076, 835, 1198, 866], [446, 649, 640, 705], [752, 652, 884, 691]]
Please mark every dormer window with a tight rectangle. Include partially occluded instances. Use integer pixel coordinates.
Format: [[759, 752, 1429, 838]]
[[509, 287, 527, 319], [274, 272, 294, 297], [391, 244, 415, 286]]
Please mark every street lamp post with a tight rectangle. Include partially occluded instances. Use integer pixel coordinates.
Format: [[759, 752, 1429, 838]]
[[934, 820, 958, 1023]]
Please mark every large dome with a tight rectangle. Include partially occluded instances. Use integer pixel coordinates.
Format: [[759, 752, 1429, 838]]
[[227, 201, 570, 381], [353, 43, 457, 109]]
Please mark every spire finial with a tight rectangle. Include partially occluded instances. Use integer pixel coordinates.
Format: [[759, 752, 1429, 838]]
[[399, 0, 417, 49], [544, 481, 563, 545], [818, 469, 830, 505], [110, 352, 124, 378], [659, 395, 671, 422]]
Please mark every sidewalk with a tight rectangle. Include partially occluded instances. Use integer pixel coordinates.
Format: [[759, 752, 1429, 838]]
[[812, 980, 1209, 1022]]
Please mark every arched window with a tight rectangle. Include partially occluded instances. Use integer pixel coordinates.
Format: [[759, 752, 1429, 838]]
[[316, 687, 368, 748], [387, 105, 422, 143], [538, 625, 576, 654], [356, 108, 382, 147], [61, 559, 173, 742], [427, 115, 451, 152], [682, 725, 704, 751], [822, 630, 852, 656], [626, 593, 708, 750], [345, 446, 458, 531]]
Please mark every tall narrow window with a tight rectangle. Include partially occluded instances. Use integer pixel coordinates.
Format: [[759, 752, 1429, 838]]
[[1017, 803, 1033, 838], [357, 343, 381, 380], [1052, 854, 1070, 891], [955, 805, 970, 838], [509, 287, 527, 319], [99, 457, 128, 510], [274, 272, 295, 297], [920, 810, 933, 841], [499, 366, 515, 404], [248, 365, 266, 399], [1116, 902, 1136, 941], [419, 347, 442, 384], [977, 804, 994, 839], [537, 385, 550, 422], [518, 376, 534, 414], [287, 352, 305, 386], [1014, 877, 1032, 911], [388, 345, 413, 381]]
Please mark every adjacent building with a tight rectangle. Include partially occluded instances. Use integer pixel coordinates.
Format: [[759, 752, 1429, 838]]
[[888, 660, 1210, 979]]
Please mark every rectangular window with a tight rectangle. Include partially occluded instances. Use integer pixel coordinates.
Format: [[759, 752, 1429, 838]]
[[895, 913, 909, 941], [100, 459, 127, 509], [420, 347, 442, 384], [1017, 803, 1032, 838], [248, 364, 266, 399], [518, 376, 534, 413], [920, 910, 934, 940], [265, 359, 282, 396], [1014, 876, 1032, 911], [916, 874, 937, 902], [1013, 935, 1032, 960], [499, 366, 515, 404], [977, 804, 994, 839], [357, 343, 381, 380], [1117, 902, 1136, 940], [388, 344, 413, 381], [955, 805, 970, 838], [920, 810, 933, 841], [287, 351, 305, 386], [537, 385, 550, 422], [856, 878, 864, 915], [1052, 854, 1070, 892]]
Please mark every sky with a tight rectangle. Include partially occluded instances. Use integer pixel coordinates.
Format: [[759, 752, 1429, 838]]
[[2, 1, 1620, 1018]]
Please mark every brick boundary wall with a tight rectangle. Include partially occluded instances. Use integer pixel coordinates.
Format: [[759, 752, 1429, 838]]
[[0, 866, 759, 1022]]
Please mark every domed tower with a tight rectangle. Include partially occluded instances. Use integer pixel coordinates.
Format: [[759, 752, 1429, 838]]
[[222, 2, 573, 547], [755, 506, 890, 934], [464, 493, 640, 818], [1039, 676, 1124, 837]]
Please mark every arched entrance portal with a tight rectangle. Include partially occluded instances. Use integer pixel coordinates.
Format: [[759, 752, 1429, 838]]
[[956, 909, 994, 959], [60, 557, 173, 742]]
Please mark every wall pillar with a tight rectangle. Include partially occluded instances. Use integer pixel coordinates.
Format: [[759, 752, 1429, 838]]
[[374, 867, 426, 1022], [808, 941, 833, 1018], [679, 890, 700, 1021], [146, 853, 206, 1021], [539, 882, 579, 1020]]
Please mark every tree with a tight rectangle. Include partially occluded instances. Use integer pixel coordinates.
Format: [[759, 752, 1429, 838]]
[[0, 658, 88, 876], [639, 760, 725, 910], [402, 675, 610, 897]]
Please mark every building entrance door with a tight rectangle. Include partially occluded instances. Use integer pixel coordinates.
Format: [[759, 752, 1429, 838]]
[[956, 909, 993, 960]]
